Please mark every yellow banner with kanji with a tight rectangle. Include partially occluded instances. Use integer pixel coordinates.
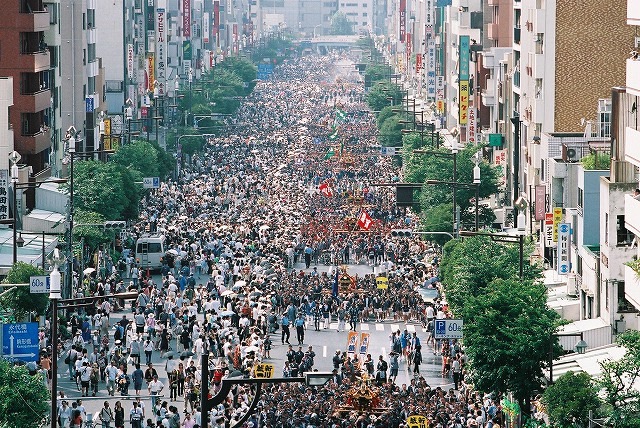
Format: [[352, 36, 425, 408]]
[[253, 363, 275, 378], [346, 331, 358, 358], [376, 276, 389, 289], [407, 415, 428, 428], [459, 80, 469, 125]]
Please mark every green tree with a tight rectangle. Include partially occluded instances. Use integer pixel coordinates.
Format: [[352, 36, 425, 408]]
[[71, 160, 137, 220], [461, 277, 562, 415], [0, 359, 48, 427], [73, 210, 116, 251], [581, 152, 611, 170], [0, 263, 48, 320], [598, 330, 640, 427], [330, 12, 354, 35], [365, 64, 392, 87], [367, 83, 403, 113], [110, 140, 159, 181], [439, 236, 542, 315], [379, 115, 403, 147], [542, 371, 600, 427]]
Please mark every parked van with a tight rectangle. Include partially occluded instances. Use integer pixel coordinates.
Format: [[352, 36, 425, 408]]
[[135, 234, 166, 271]]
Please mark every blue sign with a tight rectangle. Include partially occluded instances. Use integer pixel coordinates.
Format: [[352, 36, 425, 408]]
[[2, 322, 39, 362], [459, 35, 470, 81], [85, 96, 94, 113], [435, 320, 446, 337]]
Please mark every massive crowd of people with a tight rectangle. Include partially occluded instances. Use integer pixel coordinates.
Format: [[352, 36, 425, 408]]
[[40, 53, 506, 428]]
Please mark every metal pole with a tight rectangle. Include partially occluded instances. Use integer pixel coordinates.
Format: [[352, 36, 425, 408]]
[[200, 346, 209, 428], [519, 235, 524, 278], [68, 153, 74, 298], [453, 151, 457, 237], [12, 181, 17, 265], [42, 231, 45, 270], [475, 183, 479, 231], [50, 297, 58, 428]]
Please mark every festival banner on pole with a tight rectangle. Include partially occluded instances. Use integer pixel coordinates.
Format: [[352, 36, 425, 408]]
[[359, 333, 370, 360], [346, 331, 359, 358]]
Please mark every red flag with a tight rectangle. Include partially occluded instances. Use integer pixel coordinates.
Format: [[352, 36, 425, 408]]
[[319, 182, 333, 197], [357, 211, 373, 230]]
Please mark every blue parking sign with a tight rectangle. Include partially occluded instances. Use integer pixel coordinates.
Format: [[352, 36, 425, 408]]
[[2, 322, 39, 362], [435, 320, 446, 337]]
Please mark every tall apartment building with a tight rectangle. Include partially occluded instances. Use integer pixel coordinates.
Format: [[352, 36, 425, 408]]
[[338, 0, 372, 34], [0, 78, 16, 171], [0, 0, 52, 173], [44, 0, 63, 176], [59, 0, 104, 155]]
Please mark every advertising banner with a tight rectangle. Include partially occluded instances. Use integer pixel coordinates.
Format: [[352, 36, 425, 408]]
[[156, 2, 167, 96], [459, 80, 469, 124], [535, 185, 546, 220], [203, 12, 210, 44], [399, 0, 406, 42], [346, 331, 358, 358], [183, 0, 191, 38]]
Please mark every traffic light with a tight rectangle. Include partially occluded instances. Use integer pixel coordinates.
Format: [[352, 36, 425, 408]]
[[391, 229, 413, 237], [103, 221, 127, 230]]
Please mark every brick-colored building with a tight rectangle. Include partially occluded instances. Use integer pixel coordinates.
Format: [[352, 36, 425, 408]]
[[0, 0, 52, 172]]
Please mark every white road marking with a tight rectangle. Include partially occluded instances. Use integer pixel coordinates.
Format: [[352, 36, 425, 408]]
[[360, 323, 369, 331], [376, 323, 385, 331]]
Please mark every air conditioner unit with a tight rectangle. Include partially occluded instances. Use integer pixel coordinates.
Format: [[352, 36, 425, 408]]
[[497, 120, 505, 134], [561, 144, 579, 162]]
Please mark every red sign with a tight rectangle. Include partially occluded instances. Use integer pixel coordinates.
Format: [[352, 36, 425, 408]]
[[357, 211, 373, 230], [406, 33, 411, 65], [416, 54, 422, 72], [399, 0, 406, 42], [535, 185, 546, 220], [213, 1, 219, 44], [183, 0, 191, 38]]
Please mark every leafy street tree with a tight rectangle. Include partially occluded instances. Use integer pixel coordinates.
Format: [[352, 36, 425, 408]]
[[378, 115, 404, 147], [330, 12, 354, 35], [541, 371, 600, 428], [109, 140, 160, 181], [367, 82, 403, 113], [0, 358, 48, 428], [598, 330, 640, 427], [71, 160, 138, 221], [460, 277, 562, 415], [0, 263, 48, 320]]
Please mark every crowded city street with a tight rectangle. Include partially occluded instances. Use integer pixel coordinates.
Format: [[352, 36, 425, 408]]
[[42, 54, 491, 428]]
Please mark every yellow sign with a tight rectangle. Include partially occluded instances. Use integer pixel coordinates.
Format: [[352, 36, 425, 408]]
[[148, 55, 155, 92], [407, 415, 428, 428], [552, 207, 563, 242], [103, 118, 111, 136], [459, 80, 469, 125], [376, 276, 389, 289], [103, 136, 111, 151], [111, 136, 121, 152], [437, 99, 444, 113], [253, 363, 274, 379]]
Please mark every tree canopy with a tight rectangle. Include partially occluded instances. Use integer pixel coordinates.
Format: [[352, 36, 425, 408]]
[[330, 12, 354, 35], [542, 371, 600, 427], [0, 359, 48, 427], [0, 263, 48, 320]]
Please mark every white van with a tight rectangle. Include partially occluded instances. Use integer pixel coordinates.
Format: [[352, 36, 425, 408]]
[[136, 234, 166, 271]]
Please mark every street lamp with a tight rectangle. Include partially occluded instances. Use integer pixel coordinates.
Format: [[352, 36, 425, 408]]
[[65, 127, 77, 299], [548, 332, 588, 384], [10, 152, 20, 265], [49, 248, 64, 428]]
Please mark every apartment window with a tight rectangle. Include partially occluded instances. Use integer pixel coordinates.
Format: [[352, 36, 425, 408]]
[[617, 215, 633, 245], [87, 43, 96, 63], [604, 213, 609, 244], [87, 9, 95, 28], [577, 188, 584, 215], [82, 12, 86, 30], [88, 76, 95, 95], [49, 3, 58, 24], [576, 255, 582, 276], [362, 12, 367, 16], [599, 98, 612, 137], [362, 3, 367, 6]]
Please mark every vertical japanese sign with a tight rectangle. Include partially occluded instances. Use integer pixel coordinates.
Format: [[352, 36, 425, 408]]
[[399, 0, 406, 42], [359, 333, 370, 360], [147, 55, 155, 92], [183, 0, 191, 38], [544, 213, 554, 247], [0, 170, 8, 223], [436, 75, 444, 112], [203, 12, 210, 44], [427, 40, 436, 100], [415, 54, 422, 73], [346, 331, 359, 358], [156, 1, 167, 96], [127, 44, 134, 80], [406, 33, 411, 67], [213, 1, 220, 47], [535, 185, 546, 220], [459, 35, 470, 125], [557, 223, 571, 275], [233, 23, 238, 54], [425, 0, 434, 37], [552, 207, 563, 242], [468, 107, 476, 143]]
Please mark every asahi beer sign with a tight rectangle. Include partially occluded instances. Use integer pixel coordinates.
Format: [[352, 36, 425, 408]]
[[156, 1, 167, 95]]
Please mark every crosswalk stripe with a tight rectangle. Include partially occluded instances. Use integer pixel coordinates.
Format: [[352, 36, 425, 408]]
[[376, 324, 384, 331], [361, 323, 369, 331], [330, 322, 338, 329], [391, 324, 400, 332], [323, 346, 327, 358], [406, 324, 415, 332]]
